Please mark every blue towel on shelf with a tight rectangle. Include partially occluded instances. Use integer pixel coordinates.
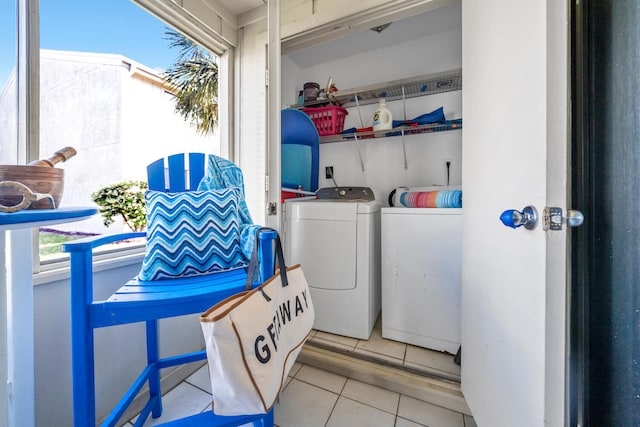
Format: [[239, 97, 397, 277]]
[[340, 107, 461, 139], [341, 127, 358, 134], [392, 106, 446, 127]]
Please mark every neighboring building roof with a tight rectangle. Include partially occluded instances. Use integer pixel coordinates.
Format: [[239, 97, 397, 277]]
[[41, 49, 170, 89], [1, 49, 176, 106]]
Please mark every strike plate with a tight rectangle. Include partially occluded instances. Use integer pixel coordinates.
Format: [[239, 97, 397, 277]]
[[544, 207, 563, 231]]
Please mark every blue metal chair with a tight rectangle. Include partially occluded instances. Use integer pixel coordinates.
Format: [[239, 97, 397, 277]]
[[63, 153, 276, 426]]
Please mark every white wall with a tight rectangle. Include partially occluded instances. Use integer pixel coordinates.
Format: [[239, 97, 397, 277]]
[[282, 14, 462, 203]]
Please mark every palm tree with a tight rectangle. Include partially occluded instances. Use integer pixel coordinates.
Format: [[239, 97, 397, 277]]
[[163, 30, 218, 135]]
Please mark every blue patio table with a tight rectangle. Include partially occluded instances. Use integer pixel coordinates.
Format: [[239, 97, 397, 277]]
[[0, 207, 96, 426]]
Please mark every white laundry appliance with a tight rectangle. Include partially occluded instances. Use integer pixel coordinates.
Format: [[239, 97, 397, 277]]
[[381, 188, 462, 354], [284, 187, 381, 339]]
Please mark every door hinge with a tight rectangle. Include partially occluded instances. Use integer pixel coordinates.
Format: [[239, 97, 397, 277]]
[[265, 69, 269, 86], [264, 174, 269, 192]]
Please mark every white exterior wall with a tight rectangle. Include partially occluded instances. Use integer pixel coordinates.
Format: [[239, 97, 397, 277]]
[[0, 72, 18, 163], [39, 51, 126, 233], [120, 65, 220, 180]]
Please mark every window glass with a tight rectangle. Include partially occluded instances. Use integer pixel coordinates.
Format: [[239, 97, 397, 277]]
[[36, 0, 220, 260], [0, 0, 17, 166]]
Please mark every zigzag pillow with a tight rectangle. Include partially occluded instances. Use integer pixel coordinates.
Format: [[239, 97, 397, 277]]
[[138, 189, 247, 281]]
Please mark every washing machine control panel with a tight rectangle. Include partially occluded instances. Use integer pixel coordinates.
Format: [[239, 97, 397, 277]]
[[316, 186, 375, 201]]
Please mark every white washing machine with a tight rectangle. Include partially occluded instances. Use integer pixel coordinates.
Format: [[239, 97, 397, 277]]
[[284, 187, 381, 339], [381, 206, 462, 354]]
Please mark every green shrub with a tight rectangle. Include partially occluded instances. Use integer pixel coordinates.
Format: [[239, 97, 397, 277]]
[[91, 181, 148, 232]]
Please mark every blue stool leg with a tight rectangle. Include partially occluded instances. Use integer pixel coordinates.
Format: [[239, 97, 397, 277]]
[[70, 250, 97, 425], [249, 407, 275, 427], [146, 320, 163, 418]]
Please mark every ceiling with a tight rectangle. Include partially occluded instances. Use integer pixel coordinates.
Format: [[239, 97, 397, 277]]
[[220, 0, 264, 16], [285, 1, 461, 68]]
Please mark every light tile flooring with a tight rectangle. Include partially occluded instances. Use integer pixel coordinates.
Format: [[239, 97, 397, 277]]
[[126, 320, 473, 427], [126, 362, 474, 427]]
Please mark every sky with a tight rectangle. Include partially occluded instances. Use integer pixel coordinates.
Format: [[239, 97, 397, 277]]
[[1, 0, 180, 86]]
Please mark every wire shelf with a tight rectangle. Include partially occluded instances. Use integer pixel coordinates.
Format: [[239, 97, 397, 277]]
[[290, 68, 462, 109], [330, 69, 462, 107], [287, 68, 463, 170], [319, 120, 462, 144]]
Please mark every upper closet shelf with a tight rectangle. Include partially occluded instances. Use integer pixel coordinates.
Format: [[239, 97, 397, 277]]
[[319, 120, 462, 144], [298, 68, 462, 109]]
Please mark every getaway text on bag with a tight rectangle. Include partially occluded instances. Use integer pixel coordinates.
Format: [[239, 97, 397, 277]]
[[255, 288, 310, 363]]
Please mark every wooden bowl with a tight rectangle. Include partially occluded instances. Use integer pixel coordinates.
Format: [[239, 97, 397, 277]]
[[0, 165, 64, 210]]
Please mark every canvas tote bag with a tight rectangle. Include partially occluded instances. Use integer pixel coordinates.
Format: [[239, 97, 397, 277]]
[[200, 228, 314, 415]]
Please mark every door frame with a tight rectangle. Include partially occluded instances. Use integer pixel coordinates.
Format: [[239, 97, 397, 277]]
[[568, 1, 589, 424], [569, 1, 640, 425]]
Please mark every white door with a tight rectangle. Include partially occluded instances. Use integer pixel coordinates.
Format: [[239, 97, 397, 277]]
[[461, 2, 568, 426]]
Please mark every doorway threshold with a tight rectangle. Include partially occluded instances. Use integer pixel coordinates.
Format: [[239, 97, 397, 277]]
[[298, 339, 471, 416]]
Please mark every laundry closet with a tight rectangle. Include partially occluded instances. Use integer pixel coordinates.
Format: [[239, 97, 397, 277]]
[[281, 2, 462, 196], [237, 1, 568, 425], [280, 1, 463, 353]]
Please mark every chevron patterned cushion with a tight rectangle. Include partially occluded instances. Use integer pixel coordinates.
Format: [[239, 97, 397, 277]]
[[138, 189, 246, 281]]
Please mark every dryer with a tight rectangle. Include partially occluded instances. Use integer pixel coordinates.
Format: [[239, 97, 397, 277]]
[[284, 188, 381, 339]]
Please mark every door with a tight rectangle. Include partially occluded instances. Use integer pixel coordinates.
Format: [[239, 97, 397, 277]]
[[461, 2, 569, 426]]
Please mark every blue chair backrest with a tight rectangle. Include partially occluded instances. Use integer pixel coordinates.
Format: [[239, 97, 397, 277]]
[[147, 153, 206, 192], [281, 109, 320, 192]]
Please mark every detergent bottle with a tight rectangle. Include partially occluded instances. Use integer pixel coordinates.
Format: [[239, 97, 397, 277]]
[[373, 98, 393, 131]]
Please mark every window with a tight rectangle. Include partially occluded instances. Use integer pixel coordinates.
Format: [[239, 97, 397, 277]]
[[2, 0, 230, 268]]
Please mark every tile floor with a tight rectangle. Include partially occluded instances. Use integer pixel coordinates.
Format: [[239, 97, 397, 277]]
[[126, 362, 475, 427], [125, 320, 472, 427]]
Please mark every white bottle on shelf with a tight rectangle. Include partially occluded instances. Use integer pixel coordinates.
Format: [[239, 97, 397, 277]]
[[373, 98, 393, 131]]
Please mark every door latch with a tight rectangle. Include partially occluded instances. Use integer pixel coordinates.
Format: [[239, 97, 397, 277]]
[[544, 207, 584, 231]]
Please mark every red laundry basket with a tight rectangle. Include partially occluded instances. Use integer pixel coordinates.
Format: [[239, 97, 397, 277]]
[[302, 106, 348, 136]]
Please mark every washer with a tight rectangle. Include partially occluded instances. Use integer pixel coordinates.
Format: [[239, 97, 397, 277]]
[[284, 188, 381, 339], [381, 206, 462, 354]]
